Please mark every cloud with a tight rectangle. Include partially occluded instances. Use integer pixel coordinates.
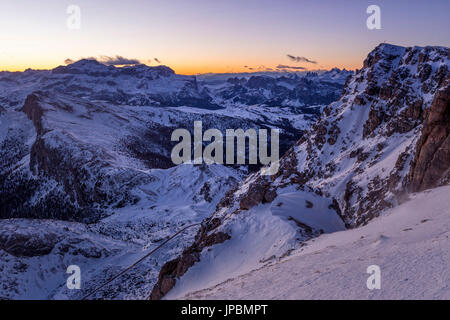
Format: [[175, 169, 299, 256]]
[[287, 54, 317, 64], [64, 55, 146, 66], [244, 65, 276, 72], [276, 64, 306, 70], [99, 55, 141, 66]]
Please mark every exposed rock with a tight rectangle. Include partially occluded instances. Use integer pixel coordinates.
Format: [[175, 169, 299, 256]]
[[149, 225, 230, 300], [379, 84, 393, 100], [149, 258, 179, 300], [0, 232, 59, 257], [264, 188, 278, 203], [409, 85, 450, 191], [20, 93, 46, 135], [176, 252, 200, 278], [327, 123, 341, 145], [363, 108, 384, 138], [354, 95, 366, 106], [199, 181, 213, 202], [419, 63, 432, 82], [239, 178, 270, 210], [202, 232, 231, 247], [0, 229, 62, 257]]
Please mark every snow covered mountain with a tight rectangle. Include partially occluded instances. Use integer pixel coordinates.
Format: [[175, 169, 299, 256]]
[[0, 60, 218, 110], [0, 61, 350, 112], [199, 68, 352, 109], [0, 43, 448, 300], [0, 59, 350, 298], [150, 44, 449, 299]]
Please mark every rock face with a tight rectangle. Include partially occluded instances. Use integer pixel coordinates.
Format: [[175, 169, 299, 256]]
[[149, 224, 230, 300], [409, 86, 450, 191], [238, 177, 276, 210], [150, 43, 450, 299]]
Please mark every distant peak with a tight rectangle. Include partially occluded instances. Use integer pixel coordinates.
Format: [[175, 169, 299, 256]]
[[53, 58, 109, 73], [52, 59, 176, 77], [376, 42, 403, 49], [146, 65, 175, 74], [70, 58, 103, 66], [373, 43, 406, 55]]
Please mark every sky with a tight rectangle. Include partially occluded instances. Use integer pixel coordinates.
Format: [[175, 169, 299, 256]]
[[0, 0, 449, 74]]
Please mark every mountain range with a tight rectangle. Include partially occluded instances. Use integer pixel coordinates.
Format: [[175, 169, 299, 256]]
[[150, 43, 449, 300], [0, 44, 448, 300]]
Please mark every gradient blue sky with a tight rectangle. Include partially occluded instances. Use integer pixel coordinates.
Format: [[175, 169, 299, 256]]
[[1, 0, 449, 74]]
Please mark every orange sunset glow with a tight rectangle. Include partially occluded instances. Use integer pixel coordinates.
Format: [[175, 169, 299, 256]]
[[1, 1, 448, 74]]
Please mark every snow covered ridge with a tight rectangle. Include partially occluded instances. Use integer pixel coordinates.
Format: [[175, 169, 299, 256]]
[[176, 185, 450, 300], [150, 43, 449, 299]]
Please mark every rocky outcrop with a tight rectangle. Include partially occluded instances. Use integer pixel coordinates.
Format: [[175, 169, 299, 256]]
[[0, 227, 62, 257], [149, 224, 230, 300], [239, 177, 277, 210], [409, 85, 450, 191], [20, 93, 46, 135]]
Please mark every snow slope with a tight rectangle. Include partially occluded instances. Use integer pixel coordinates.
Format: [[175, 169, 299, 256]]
[[176, 185, 450, 300], [165, 185, 346, 299]]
